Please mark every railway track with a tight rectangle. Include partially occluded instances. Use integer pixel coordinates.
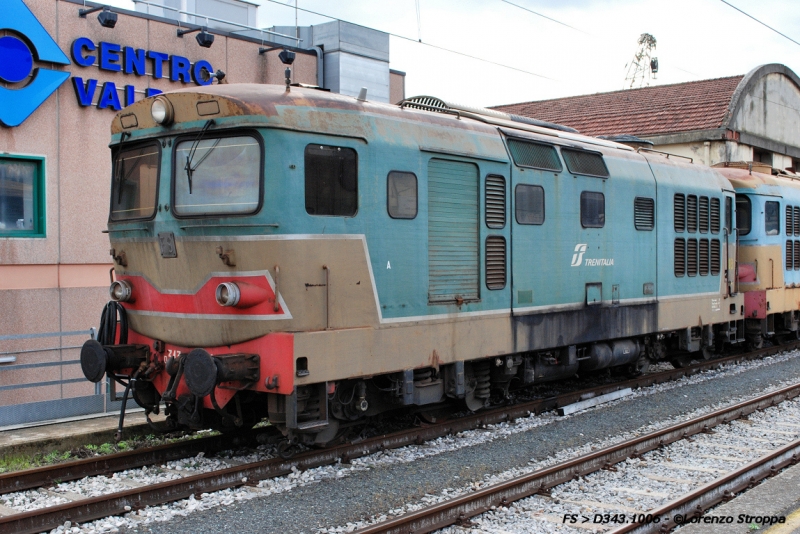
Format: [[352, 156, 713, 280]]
[[0, 342, 798, 533], [351, 382, 800, 533]]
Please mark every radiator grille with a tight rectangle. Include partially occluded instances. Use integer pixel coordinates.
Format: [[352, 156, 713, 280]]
[[788, 240, 794, 271], [699, 196, 709, 233], [485, 175, 506, 229], [795, 207, 800, 236], [687, 238, 698, 276], [485, 236, 507, 290], [674, 194, 685, 232], [699, 239, 709, 275], [687, 195, 698, 232], [562, 149, 609, 177], [788, 206, 794, 237], [710, 198, 720, 234], [795, 240, 800, 271], [634, 197, 655, 230], [674, 238, 686, 277], [507, 139, 562, 171], [711, 239, 721, 275]]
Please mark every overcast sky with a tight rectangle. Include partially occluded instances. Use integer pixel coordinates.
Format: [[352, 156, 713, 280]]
[[99, 0, 800, 107]]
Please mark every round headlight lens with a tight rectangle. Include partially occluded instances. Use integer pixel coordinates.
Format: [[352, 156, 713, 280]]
[[151, 97, 173, 125], [109, 280, 133, 302]]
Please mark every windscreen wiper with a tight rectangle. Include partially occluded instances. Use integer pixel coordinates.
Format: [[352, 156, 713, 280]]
[[113, 132, 132, 204], [184, 119, 215, 194]]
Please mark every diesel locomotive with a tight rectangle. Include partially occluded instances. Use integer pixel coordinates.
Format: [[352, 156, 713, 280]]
[[79, 82, 797, 448]]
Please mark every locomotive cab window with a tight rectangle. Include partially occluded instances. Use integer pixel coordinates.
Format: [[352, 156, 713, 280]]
[[110, 143, 160, 221], [305, 145, 358, 216], [173, 134, 262, 216], [765, 201, 780, 235], [580, 191, 605, 228], [736, 195, 751, 236], [387, 171, 417, 219]]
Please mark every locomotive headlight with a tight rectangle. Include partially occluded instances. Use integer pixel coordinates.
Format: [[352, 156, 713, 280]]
[[151, 96, 174, 126], [215, 282, 241, 307], [109, 280, 133, 302]]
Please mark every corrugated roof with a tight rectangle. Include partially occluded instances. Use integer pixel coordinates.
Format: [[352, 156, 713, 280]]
[[491, 75, 745, 137]]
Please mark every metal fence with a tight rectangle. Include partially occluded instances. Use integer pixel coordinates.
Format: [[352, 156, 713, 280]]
[[0, 329, 126, 427]]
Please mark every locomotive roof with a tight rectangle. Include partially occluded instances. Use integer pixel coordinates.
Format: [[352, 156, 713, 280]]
[[715, 167, 800, 195], [111, 84, 631, 152]]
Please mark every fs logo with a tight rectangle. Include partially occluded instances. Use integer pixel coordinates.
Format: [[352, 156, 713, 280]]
[[571, 244, 588, 267], [0, 0, 70, 127]]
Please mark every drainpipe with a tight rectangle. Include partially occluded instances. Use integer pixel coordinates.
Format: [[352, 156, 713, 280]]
[[313, 46, 324, 88]]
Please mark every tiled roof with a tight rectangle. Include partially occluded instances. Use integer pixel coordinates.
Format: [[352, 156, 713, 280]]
[[491, 75, 745, 137]]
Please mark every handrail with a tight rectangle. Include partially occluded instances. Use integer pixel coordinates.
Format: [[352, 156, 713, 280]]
[[636, 147, 693, 163]]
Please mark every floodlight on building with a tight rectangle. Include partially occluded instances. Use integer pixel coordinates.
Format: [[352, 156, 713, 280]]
[[278, 49, 296, 65], [79, 6, 118, 29], [177, 26, 215, 48]]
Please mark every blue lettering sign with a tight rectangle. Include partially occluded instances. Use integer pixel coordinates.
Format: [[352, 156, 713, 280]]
[[97, 81, 122, 110], [124, 85, 136, 107], [146, 88, 163, 98], [99, 42, 122, 72], [192, 60, 214, 86], [147, 51, 169, 79], [170, 55, 191, 83], [123, 47, 146, 76], [72, 77, 98, 107], [71, 37, 95, 67]]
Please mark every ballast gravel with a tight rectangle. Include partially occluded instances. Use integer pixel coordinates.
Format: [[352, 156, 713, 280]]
[[23, 348, 800, 534]]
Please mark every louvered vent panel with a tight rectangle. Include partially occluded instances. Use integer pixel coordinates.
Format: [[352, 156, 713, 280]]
[[788, 206, 794, 237], [711, 240, 721, 275], [788, 241, 794, 271], [687, 238, 698, 276], [795, 207, 800, 236], [687, 195, 698, 232], [402, 96, 448, 112], [674, 238, 686, 277], [674, 194, 686, 232], [795, 240, 800, 271], [634, 197, 655, 230], [710, 198, 721, 233], [485, 175, 506, 229], [507, 139, 562, 171], [699, 197, 709, 233], [561, 149, 610, 177], [699, 239, 709, 275], [485, 236, 506, 290]]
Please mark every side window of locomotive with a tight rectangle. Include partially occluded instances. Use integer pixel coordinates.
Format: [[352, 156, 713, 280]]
[[173, 135, 261, 216], [736, 195, 751, 236], [580, 191, 605, 228], [305, 145, 358, 216], [110, 143, 160, 221], [515, 184, 544, 225], [765, 201, 780, 235], [506, 139, 561, 171], [634, 197, 654, 230], [562, 149, 610, 178], [387, 171, 417, 219]]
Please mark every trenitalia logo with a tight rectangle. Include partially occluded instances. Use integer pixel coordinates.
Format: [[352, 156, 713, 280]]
[[570, 244, 587, 267], [0, 0, 71, 127]]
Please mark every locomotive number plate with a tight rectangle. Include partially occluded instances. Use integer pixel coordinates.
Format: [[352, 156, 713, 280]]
[[158, 232, 178, 258]]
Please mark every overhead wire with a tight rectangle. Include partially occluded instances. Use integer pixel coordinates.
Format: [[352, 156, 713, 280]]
[[263, 0, 556, 80], [718, 0, 800, 47], [499, 0, 589, 35]]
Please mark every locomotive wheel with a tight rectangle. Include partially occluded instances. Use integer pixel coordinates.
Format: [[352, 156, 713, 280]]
[[277, 440, 296, 459], [669, 355, 694, 368], [747, 334, 764, 351]]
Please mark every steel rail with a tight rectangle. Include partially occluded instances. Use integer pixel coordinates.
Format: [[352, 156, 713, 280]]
[[352, 381, 800, 534], [610, 439, 800, 533], [0, 341, 797, 533]]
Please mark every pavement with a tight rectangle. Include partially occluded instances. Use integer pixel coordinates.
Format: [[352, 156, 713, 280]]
[[0, 409, 165, 458], [678, 462, 800, 534]]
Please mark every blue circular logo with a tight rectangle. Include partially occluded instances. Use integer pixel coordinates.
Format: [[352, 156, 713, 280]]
[[0, 36, 34, 84]]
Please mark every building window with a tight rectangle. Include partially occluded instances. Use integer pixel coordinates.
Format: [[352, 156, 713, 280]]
[[515, 184, 544, 225], [580, 191, 605, 228], [0, 155, 45, 237], [305, 144, 358, 216], [387, 171, 417, 219]]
